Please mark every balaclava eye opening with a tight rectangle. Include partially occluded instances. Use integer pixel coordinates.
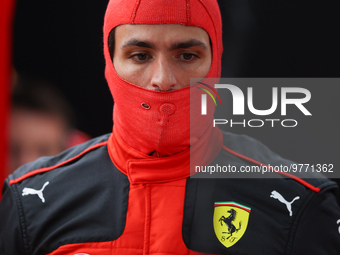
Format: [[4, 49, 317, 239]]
[[108, 28, 116, 61], [103, 0, 223, 157]]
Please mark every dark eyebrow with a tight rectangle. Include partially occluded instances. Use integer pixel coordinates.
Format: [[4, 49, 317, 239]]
[[121, 39, 155, 49], [170, 39, 208, 50], [121, 38, 208, 50]]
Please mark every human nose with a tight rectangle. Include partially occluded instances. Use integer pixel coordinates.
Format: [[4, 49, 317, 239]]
[[150, 57, 177, 91]]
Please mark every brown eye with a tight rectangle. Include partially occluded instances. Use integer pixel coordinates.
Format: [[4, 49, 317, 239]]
[[130, 53, 150, 62], [181, 53, 197, 61], [137, 53, 148, 61]]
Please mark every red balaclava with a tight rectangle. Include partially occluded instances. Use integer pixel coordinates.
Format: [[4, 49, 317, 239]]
[[103, 0, 223, 157]]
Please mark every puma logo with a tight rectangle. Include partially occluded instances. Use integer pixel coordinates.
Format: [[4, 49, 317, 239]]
[[270, 190, 300, 216], [22, 181, 49, 203]]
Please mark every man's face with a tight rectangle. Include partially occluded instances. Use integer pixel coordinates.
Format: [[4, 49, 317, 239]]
[[113, 24, 212, 91], [9, 108, 68, 173]]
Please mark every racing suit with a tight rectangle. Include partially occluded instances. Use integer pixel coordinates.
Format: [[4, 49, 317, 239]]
[[1, 130, 339, 255]]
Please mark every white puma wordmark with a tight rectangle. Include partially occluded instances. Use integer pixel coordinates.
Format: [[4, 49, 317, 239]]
[[22, 181, 49, 203], [270, 190, 300, 216]]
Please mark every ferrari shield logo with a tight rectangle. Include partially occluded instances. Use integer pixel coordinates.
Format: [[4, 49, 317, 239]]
[[213, 201, 251, 248]]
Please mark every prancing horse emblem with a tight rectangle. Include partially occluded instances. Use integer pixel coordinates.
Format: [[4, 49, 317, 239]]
[[22, 181, 49, 203], [213, 201, 251, 248], [270, 190, 300, 216], [219, 209, 242, 239]]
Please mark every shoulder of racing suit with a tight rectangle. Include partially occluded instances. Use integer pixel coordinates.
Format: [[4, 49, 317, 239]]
[[0, 134, 130, 255], [183, 131, 340, 254]]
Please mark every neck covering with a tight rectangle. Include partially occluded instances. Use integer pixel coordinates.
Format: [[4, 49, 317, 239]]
[[103, 0, 223, 157]]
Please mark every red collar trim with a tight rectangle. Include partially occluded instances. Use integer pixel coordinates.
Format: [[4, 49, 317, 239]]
[[222, 145, 321, 193], [107, 126, 223, 184]]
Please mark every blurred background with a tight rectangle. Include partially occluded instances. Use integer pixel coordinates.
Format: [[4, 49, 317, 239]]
[[1, 0, 339, 194]]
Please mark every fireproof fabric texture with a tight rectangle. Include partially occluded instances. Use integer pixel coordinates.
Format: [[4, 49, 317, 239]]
[[103, 0, 223, 156], [0, 132, 339, 255]]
